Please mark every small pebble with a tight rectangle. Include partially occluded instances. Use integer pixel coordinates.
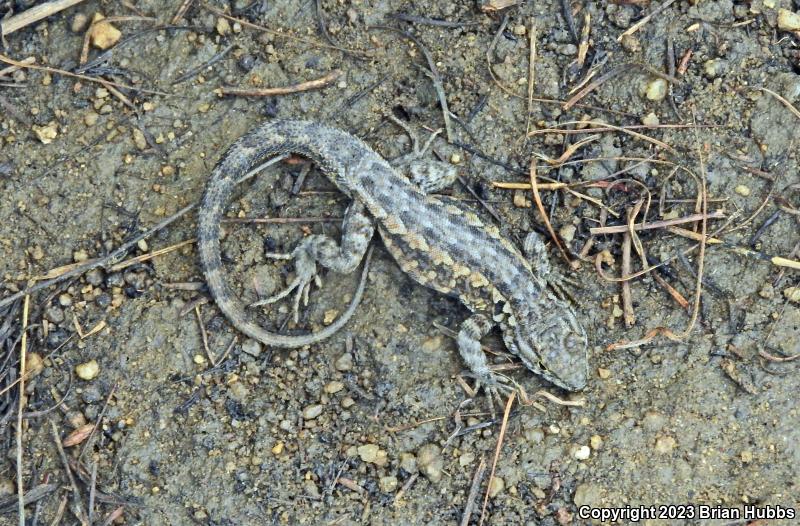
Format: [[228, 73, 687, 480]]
[[58, 293, 73, 307], [89, 14, 122, 50], [137, 239, 149, 252], [132, 128, 147, 150], [45, 306, 64, 324], [81, 385, 102, 404], [703, 59, 727, 78], [379, 476, 398, 493], [32, 122, 58, 144], [30, 245, 44, 260], [323, 309, 339, 325], [271, 442, 284, 455], [590, 435, 603, 450], [400, 452, 417, 473], [758, 283, 774, 299], [559, 224, 576, 243], [71, 13, 89, 33], [216, 17, 231, 36], [642, 112, 659, 127], [193, 354, 207, 365], [66, 410, 87, 428], [84, 112, 99, 126], [73, 249, 89, 262], [597, 367, 611, 379], [513, 190, 531, 208], [302, 404, 324, 420], [25, 353, 44, 378], [654, 435, 677, 454], [324, 381, 344, 394], [76, 359, 99, 381], [574, 445, 591, 460], [242, 339, 262, 357], [783, 287, 800, 303], [734, 184, 751, 196], [357, 444, 381, 463], [450, 153, 462, 164], [95, 293, 112, 308], [334, 353, 353, 371], [86, 268, 104, 286], [488, 476, 505, 498], [644, 78, 667, 101], [777, 8, 800, 31], [0, 477, 14, 496], [417, 444, 444, 483], [238, 54, 256, 72]]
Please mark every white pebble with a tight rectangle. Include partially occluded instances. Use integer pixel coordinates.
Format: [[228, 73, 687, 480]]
[[75, 360, 99, 380]]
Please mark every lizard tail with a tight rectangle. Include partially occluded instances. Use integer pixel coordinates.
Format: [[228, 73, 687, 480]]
[[197, 120, 371, 348]]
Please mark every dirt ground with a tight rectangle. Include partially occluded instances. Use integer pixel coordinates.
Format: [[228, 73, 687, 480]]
[[1, 0, 799, 524]]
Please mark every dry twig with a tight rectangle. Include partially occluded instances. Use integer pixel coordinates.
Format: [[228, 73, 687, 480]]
[[0, 0, 86, 37], [217, 70, 341, 97]]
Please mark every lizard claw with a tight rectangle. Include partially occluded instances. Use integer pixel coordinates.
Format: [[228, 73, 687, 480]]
[[251, 248, 320, 323], [464, 371, 515, 420]]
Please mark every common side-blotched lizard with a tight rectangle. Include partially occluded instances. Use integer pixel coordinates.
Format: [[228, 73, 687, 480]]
[[198, 119, 588, 395]]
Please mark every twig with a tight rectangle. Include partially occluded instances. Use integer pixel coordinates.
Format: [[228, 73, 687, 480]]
[[88, 462, 97, 524], [0, 56, 34, 78], [0, 203, 194, 309], [759, 349, 800, 362], [757, 87, 800, 120], [560, 0, 579, 44], [0, 0, 86, 37], [621, 230, 635, 327], [563, 63, 680, 111], [460, 457, 487, 526], [77, 384, 118, 462], [172, 43, 235, 85], [16, 295, 30, 526], [50, 420, 88, 524], [195, 305, 215, 367], [390, 13, 479, 28], [479, 392, 515, 526], [100, 506, 125, 526], [107, 238, 196, 272], [217, 70, 340, 97], [0, 53, 168, 96], [171, 0, 195, 24], [529, 159, 574, 267], [526, 19, 536, 137], [589, 211, 724, 234], [617, 0, 678, 42]]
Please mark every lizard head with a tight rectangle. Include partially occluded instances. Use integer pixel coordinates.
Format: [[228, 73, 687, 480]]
[[508, 298, 588, 391]]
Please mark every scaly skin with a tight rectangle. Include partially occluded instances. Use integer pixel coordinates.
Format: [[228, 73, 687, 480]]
[[198, 120, 588, 391]]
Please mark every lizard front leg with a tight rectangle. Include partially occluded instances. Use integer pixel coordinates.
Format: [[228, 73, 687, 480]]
[[457, 314, 513, 413], [252, 201, 374, 322]]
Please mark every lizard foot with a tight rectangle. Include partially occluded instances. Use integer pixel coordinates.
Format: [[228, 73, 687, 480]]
[[251, 247, 322, 323], [464, 371, 516, 420]]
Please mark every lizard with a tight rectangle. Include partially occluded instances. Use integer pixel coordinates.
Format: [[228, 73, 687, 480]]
[[197, 118, 589, 399]]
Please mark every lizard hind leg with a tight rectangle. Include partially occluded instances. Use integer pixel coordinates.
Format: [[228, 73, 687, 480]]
[[250, 201, 375, 323]]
